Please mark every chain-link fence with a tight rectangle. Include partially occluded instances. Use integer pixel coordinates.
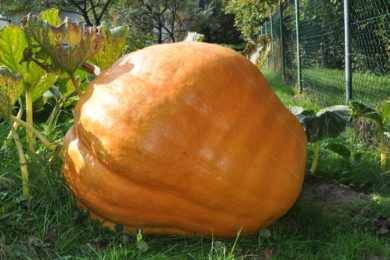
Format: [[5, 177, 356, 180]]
[[262, 0, 390, 108]]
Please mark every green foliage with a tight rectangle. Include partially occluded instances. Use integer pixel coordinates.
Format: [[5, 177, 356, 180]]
[[242, 35, 271, 68], [0, 8, 112, 197], [350, 100, 390, 171], [49, 0, 115, 26], [22, 13, 104, 75], [350, 101, 390, 130], [89, 25, 129, 70], [39, 8, 62, 26], [324, 142, 351, 159], [290, 103, 351, 174], [291, 105, 352, 143], [112, 0, 198, 44], [0, 0, 48, 20], [0, 26, 58, 102], [298, 68, 390, 108], [0, 67, 23, 120], [136, 240, 149, 253], [0, 27, 41, 88], [270, 0, 389, 109], [188, 0, 242, 44], [224, 0, 280, 40]]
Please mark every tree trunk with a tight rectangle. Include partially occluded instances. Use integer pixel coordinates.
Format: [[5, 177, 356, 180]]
[[158, 25, 163, 44]]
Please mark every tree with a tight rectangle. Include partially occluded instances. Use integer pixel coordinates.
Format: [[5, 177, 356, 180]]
[[189, 0, 242, 44], [0, 0, 114, 26], [112, 0, 198, 44], [224, 0, 281, 40], [48, 0, 115, 26], [0, 0, 49, 18]]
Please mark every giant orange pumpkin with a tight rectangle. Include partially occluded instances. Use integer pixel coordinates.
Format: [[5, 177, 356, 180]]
[[63, 42, 307, 237]]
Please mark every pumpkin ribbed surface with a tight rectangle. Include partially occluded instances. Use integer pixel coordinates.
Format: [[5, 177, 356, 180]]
[[63, 42, 307, 237]]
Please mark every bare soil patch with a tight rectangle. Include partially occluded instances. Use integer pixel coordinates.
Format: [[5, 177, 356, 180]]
[[302, 182, 369, 212]]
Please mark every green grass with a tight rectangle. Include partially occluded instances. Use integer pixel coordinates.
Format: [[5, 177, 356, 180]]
[[300, 68, 390, 108], [262, 68, 319, 110], [1, 71, 390, 259]]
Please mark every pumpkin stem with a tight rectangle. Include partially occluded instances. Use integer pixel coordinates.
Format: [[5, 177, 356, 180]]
[[310, 142, 319, 174]]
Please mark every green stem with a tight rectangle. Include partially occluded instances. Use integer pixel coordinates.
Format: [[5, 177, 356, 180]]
[[25, 88, 35, 152], [10, 115, 57, 152], [45, 98, 66, 134], [5, 106, 23, 142], [380, 129, 387, 171], [310, 142, 319, 174], [70, 73, 82, 96], [0, 176, 14, 183], [10, 123, 30, 199]]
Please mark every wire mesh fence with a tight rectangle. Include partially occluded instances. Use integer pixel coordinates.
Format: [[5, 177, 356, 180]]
[[262, 0, 390, 108]]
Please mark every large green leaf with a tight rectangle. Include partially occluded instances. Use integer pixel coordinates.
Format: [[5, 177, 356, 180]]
[[22, 14, 104, 75], [350, 101, 383, 126], [0, 67, 24, 120], [0, 26, 26, 73], [0, 26, 44, 88], [39, 8, 62, 26], [89, 25, 128, 70], [316, 105, 352, 123], [56, 77, 75, 99], [290, 106, 316, 141], [325, 142, 351, 159], [0, 26, 58, 102], [291, 105, 351, 143], [310, 105, 352, 142], [380, 100, 390, 126], [31, 73, 58, 102], [289, 106, 316, 125]]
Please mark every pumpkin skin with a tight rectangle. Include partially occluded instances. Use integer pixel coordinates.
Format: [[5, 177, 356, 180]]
[[63, 42, 307, 237]]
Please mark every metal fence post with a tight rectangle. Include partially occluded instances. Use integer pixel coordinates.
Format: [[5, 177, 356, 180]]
[[270, 15, 275, 72], [265, 21, 269, 69], [279, 4, 285, 82], [295, 0, 302, 93], [344, 0, 352, 104]]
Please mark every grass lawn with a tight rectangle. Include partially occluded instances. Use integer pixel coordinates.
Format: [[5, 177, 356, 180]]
[[1, 71, 389, 259], [299, 68, 390, 108]]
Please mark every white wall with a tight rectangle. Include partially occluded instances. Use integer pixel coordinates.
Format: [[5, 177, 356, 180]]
[[1, 10, 84, 29], [0, 17, 11, 30]]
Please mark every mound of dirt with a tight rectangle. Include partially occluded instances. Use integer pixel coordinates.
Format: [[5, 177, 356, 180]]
[[302, 182, 369, 212]]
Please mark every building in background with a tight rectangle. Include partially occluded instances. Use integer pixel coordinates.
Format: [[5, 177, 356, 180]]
[[0, 15, 11, 29], [0, 4, 83, 27]]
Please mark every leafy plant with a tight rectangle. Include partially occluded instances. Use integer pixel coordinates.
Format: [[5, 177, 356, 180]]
[[350, 101, 390, 171], [22, 10, 104, 96], [241, 34, 272, 68], [0, 8, 130, 199], [291, 105, 352, 173], [0, 67, 56, 198], [89, 24, 128, 70], [224, 0, 280, 40], [0, 25, 57, 152]]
